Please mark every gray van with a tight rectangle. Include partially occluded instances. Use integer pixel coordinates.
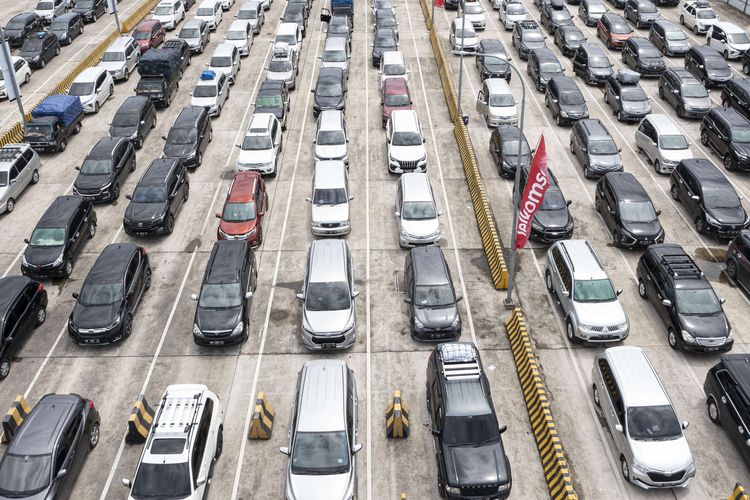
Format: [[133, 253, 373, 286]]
[[320, 36, 350, 79], [570, 118, 623, 178], [0, 144, 41, 214]]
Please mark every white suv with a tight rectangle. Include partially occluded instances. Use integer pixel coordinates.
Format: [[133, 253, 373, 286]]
[[151, 0, 185, 30], [122, 384, 224, 500], [386, 110, 427, 173], [190, 70, 230, 117], [236, 113, 283, 176], [706, 22, 750, 59], [314, 110, 349, 164], [98, 36, 140, 81], [0, 57, 31, 99], [68, 67, 114, 113], [679, 0, 719, 35]]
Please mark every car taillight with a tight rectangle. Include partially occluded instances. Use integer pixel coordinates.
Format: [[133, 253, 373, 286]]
[[89, 400, 95, 409], [37, 283, 44, 292], [139, 246, 148, 255]]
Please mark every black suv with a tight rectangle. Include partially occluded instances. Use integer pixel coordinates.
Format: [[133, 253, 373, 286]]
[[670, 158, 749, 238], [704, 355, 750, 466], [637, 244, 733, 351], [595, 172, 664, 247], [554, 25, 586, 57], [19, 31, 60, 69], [570, 118, 623, 178], [685, 45, 732, 88], [255, 79, 290, 130], [109, 95, 157, 149], [572, 43, 613, 85], [527, 48, 564, 92], [545, 75, 588, 126], [312, 67, 346, 117], [0, 393, 100, 498], [72, 0, 106, 22], [511, 20, 546, 60], [0, 276, 47, 379], [3, 12, 43, 48], [73, 137, 136, 202], [489, 125, 532, 177], [191, 240, 257, 346], [540, 0, 573, 34], [22, 196, 97, 279], [372, 27, 398, 67], [659, 67, 711, 119], [68, 243, 151, 345], [475, 39, 511, 82], [701, 107, 750, 171], [123, 158, 189, 236], [622, 37, 665, 76], [721, 78, 750, 122], [162, 105, 212, 168], [404, 246, 462, 341], [726, 230, 750, 294], [623, 0, 659, 28], [649, 19, 689, 56], [520, 165, 573, 242], [604, 69, 651, 122], [426, 343, 512, 499], [49, 13, 85, 46]]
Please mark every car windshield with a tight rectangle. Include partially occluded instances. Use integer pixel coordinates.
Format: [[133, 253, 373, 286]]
[[193, 84, 217, 97], [376, 34, 397, 47], [0, 172, 7, 187], [80, 158, 112, 175], [132, 29, 151, 40], [77, 0, 95, 7], [589, 56, 611, 68], [560, 91, 585, 105], [639, 2, 656, 12], [384, 93, 410, 106], [257, 95, 283, 108], [384, 63, 406, 75], [705, 57, 728, 69], [242, 135, 272, 150], [30, 227, 65, 246], [23, 123, 53, 137], [313, 188, 347, 205], [666, 30, 687, 41], [317, 80, 342, 97], [138, 79, 164, 91], [269, 59, 292, 72], [22, 39, 43, 50], [377, 17, 397, 28], [392, 131, 422, 146], [210, 56, 232, 67], [611, 22, 631, 34], [621, 86, 647, 100], [199, 283, 242, 308], [565, 30, 584, 41], [132, 463, 191, 499], [552, 10, 572, 21], [291, 431, 350, 475], [68, 82, 95, 96], [659, 134, 688, 150], [589, 4, 607, 13], [676, 287, 722, 314], [240, 9, 257, 19], [306, 281, 351, 311], [5, 21, 26, 30], [627, 405, 682, 440], [180, 28, 199, 37], [728, 32, 750, 44], [37, 1, 54, 7], [167, 128, 196, 145], [540, 61, 562, 74], [101, 50, 124, 62], [681, 83, 707, 98], [507, 4, 526, 13], [639, 47, 661, 59], [489, 94, 515, 107], [79, 282, 123, 305], [197, 7, 214, 15], [227, 30, 247, 40], [522, 31, 544, 42], [619, 200, 657, 222], [696, 8, 715, 18], [51, 21, 70, 31], [464, 3, 484, 13], [573, 278, 616, 302], [540, 188, 567, 210], [330, 23, 349, 33], [414, 284, 454, 307], [318, 130, 345, 145], [402, 201, 437, 220], [589, 140, 618, 155], [154, 5, 173, 14], [443, 414, 500, 446], [484, 55, 508, 68], [703, 187, 740, 209], [502, 139, 531, 155], [276, 34, 296, 45], [0, 454, 52, 497], [323, 49, 346, 62], [733, 128, 750, 143], [222, 201, 256, 221], [132, 185, 166, 203]]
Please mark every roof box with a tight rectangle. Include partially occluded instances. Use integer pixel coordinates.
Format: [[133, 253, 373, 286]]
[[616, 69, 640, 84]]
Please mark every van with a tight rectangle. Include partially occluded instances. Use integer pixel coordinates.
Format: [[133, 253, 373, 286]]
[[595, 172, 664, 247], [109, 95, 157, 149], [281, 361, 359, 500], [449, 17, 479, 52], [225, 19, 253, 56], [476, 78, 518, 127], [195, 0, 223, 30], [684, 45, 732, 88], [275, 22, 303, 56], [379, 50, 407, 88], [35, 0, 67, 23], [313, 110, 349, 164], [707, 22, 750, 60], [649, 19, 689, 56], [308, 160, 352, 235], [591, 347, 695, 488], [49, 12, 83, 45], [68, 66, 114, 114], [572, 42, 614, 85], [635, 114, 693, 174], [396, 172, 441, 247], [320, 36, 350, 78], [570, 118, 623, 178], [208, 42, 241, 83], [99, 36, 140, 81], [152, 0, 185, 30]]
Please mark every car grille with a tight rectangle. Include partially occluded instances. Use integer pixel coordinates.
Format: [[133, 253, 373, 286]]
[[311, 334, 345, 345], [203, 329, 233, 337], [647, 470, 684, 483], [459, 485, 500, 497], [128, 219, 160, 231], [398, 159, 419, 170], [321, 222, 341, 228], [589, 325, 619, 333], [696, 337, 725, 346]]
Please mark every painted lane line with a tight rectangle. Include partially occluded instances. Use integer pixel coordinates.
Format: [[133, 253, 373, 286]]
[[363, 1, 373, 499]]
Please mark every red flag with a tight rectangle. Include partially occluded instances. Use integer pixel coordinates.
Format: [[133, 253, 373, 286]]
[[434, 0, 444, 7], [515, 135, 550, 250]]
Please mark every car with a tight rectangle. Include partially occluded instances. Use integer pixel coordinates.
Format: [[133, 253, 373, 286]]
[[321, 36, 350, 79], [151, 0, 185, 30], [0, 57, 31, 100], [22, 196, 97, 279], [622, 37, 666, 76], [220, 0, 236, 9], [670, 158, 749, 237], [255, 79, 290, 129], [395, 172, 441, 247], [701, 107, 750, 171], [680, 0, 720, 35], [572, 42, 613, 84], [267, 43, 298, 90], [216, 171, 267, 244], [591, 347, 695, 488], [280, 361, 359, 500], [649, 19, 689, 56], [489, 125, 532, 177], [721, 79, 750, 121], [274, 22, 303, 58], [726, 230, 750, 294], [68, 66, 114, 114], [578, 0, 607, 27], [499, 0, 528, 30], [195, 0, 223, 30], [658, 67, 710, 118], [0, 144, 41, 214], [48, 12, 84, 45], [475, 39, 511, 81], [707, 22, 750, 59], [0, 276, 47, 378], [597, 12, 633, 49], [178, 19, 211, 53], [3, 13, 43, 48], [312, 67, 346, 117], [450, 17, 480, 54], [236, 113, 283, 176], [162, 39, 193, 76], [208, 42, 240, 84], [281, 3, 307, 36], [743, 50, 750, 75], [546, 239, 629, 342], [297, 239, 358, 349], [122, 385, 223, 500], [570, 119, 623, 178], [684, 45, 732, 88], [308, 160, 352, 235], [381, 77, 412, 128], [527, 48, 564, 92], [373, 9, 399, 38], [190, 69, 230, 117], [554, 25, 586, 57], [109, 95, 157, 149], [123, 159, 188, 236], [19, 31, 60, 69], [35, 0, 67, 23], [132, 20, 165, 53], [604, 69, 651, 122], [540, 0, 573, 34], [372, 0, 395, 15], [379, 50, 407, 88], [624, 0, 659, 28], [704, 355, 750, 467], [372, 27, 398, 66], [511, 20, 546, 60], [327, 13, 352, 49], [162, 106, 212, 169], [71, 0, 105, 21], [519, 165, 573, 242], [73, 137, 135, 202], [98, 36, 140, 81], [225, 19, 253, 56], [595, 172, 664, 247], [637, 244, 732, 350], [237, 0, 264, 34], [386, 110, 427, 173], [475, 78, 518, 126], [636, 114, 693, 173], [426, 343, 512, 499], [462, 1, 486, 30], [544, 75, 589, 126], [314, 110, 349, 164]]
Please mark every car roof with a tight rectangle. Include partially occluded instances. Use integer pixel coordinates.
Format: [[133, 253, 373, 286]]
[[75, 66, 107, 82], [579, 42, 605, 56], [87, 137, 123, 158], [690, 44, 722, 58], [297, 360, 347, 433], [383, 77, 408, 93], [550, 75, 580, 92], [37, 196, 84, 229], [182, 18, 205, 28], [578, 118, 611, 139], [532, 47, 557, 62], [645, 113, 681, 133], [629, 36, 654, 48], [443, 379, 492, 416], [318, 110, 344, 130], [308, 239, 348, 283], [710, 106, 750, 127], [0, 276, 34, 317], [557, 239, 608, 280], [54, 12, 80, 22], [485, 77, 512, 94], [136, 19, 160, 29], [173, 105, 205, 128], [205, 240, 247, 284], [107, 36, 135, 51], [86, 243, 138, 285], [213, 42, 236, 55], [382, 50, 403, 63], [602, 11, 626, 22], [325, 36, 347, 50], [411, 246, 449, 286], [229, 19, 249, 31], [117, 95, 151, 113], [479, 39, 504, 51], [9, 394, 81, 455], [400, 172, 432, 202], [276, 22, 299, 34], [247, 112, 274, 132], [314, 161, 346, 189], [319, 66, 344, 79], [681, 158, 728, 186], [497, 125, 527, 143], [604, 347, 670, 408], [141, 158, 179, 184], [227, 172, 260, 203], [653, 18, 679, 30], [719, 354, 750, 392], [668, 67, 699, 82], [605, 172, 649, 202], [714, 21, 745, 33], [390, 109, 420, 130]]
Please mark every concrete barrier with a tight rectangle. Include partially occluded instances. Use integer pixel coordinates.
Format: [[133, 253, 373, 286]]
[[730, 483, 750, 500], [248, 391, 275, 440], [1, 395, 32, 443], [385, 390, 409, 438], [126, 395, 154, 445]]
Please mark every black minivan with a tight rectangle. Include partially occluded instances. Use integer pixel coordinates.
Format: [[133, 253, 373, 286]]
[[721, 78, 750, 122], [572, 43, 613, 85], [73, 137, 136, 202], [49, 12, 84, 45], [545, 76, 589, 126], [684, 45, 732, 88], [520, 165, 573, 242], [109, 95, 157, 149], [0, 276, 47, 379], [527, 48, 564, 92], [162, 106, 212, 169], [123, 158, 189, 236], [18, 31, 60, 69], [595, 172, 664, 247], [700, 107, 750, 171], [489, 125, 532, 177]]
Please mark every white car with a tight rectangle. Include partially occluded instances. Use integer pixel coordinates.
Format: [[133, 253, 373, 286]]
[[449, 17, 479, 52], [267, 43, 298, 89], [151, 0, 185, 30], [237, 1, 264, 34], [679, 0, 719, 35], [208, 42, 241, 84], [35, 0, 67, 23], [220, 0, 235, 9], [386, 110, 427, 174], [499, 0, 528, 29], [0, 57, 31, 99], [98, 36, 140, 81], [190, 69, 230, 116], [314, 110, 349, 164], [195, 0, 223, 30], [462, 2, 487, 30], [706, 22, 750, 59], [68, 67, 114, 113], [225, 19, 253, 56], [236, 113, 283, 176], [308, 161, 352, 236]]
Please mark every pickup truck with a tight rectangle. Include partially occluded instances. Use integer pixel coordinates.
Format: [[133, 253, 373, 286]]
[[322, 0, 353, 24], [135, 46, 185, 107], [23, 94, 84, 153]]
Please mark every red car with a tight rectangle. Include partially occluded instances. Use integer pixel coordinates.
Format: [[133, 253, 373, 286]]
[[597, 12, 633, 49], [216, 172, 268, 246], [133, 20, 165, 53], [381, 78, 412, 128]]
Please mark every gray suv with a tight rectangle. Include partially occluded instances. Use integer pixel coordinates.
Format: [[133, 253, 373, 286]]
[[0, 144, 41, 214]]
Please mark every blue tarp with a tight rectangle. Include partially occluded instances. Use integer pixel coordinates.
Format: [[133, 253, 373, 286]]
[[31, 94, 83, 128]]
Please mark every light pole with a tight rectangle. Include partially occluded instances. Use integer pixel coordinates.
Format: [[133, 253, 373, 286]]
[[106, 0, 122, 34], [0, 28, 27, 126], [456, 9, 468, 124]]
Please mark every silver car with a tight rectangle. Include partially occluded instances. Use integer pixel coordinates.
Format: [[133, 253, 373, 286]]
[[320, 36, 349, 79], [396, 172, 441, 247], [314, 110, 349, 164], [267, 43, 298, 89], [0, 144, 41, 214], [308, 161, 351, 236], [635, 114, 693, 174]]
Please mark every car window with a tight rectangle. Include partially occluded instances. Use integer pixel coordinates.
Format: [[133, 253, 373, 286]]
[[190, 399, 212, 484], [55, 414, 81, 474], [598, 358, 624, 423], [125, 253, 140, 289]]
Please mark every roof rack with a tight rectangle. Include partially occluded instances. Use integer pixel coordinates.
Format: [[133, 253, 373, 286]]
[[439, 344, 481, 381], [0, 146, 24, 162], [661, 253, 703, 279], [153, 390, 203, 439]]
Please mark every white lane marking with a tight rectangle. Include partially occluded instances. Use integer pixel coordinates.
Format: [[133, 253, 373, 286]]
[[363, 2, 373, 499]]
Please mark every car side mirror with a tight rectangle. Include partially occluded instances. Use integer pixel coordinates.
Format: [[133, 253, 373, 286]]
[[431, 429, 441, 436], [56, 469, 67, 479], [125, 194, 132, 201], [279, 446, 290, 455], [188, 92, 193, 96], [353, 443, 362, 453], [681, 420, 689, 430], [352, 290, 360, 298], [616, 288, 622, 296], [566, 200, 572, 206], [348, 195, 354, 201], [121, 479, 132, 488], [614, 424, 623, 433], [296, 292, 305, 300], [215, 212, 222, 218], [305, 197, 311, 202], [196, 476, 207, 487], [161, 135, 167, 140], [655, 209, 661, 216], [404, 297, 412, 304], [720, 297, 726, 304], [618, 148, 622, 153], [72, 292, 79, 299], [498, 424, 507, 434], [75, 165, 81, 170], [190, 293, 198, 301], [662, 299, 672, 307], [561, 290, 569, 297], [245, 291, 253, 299], [691, 195, 700, 201]]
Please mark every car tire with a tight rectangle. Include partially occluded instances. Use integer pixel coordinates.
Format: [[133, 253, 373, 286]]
[[670, 184, 679, 200], [64, 259, 74, 276], [677, 105, 685, 118], [89, 423, 100, 448], [151, 115, 157, 129], [112, 182, 120, 201], [556, 113, 563, 126], [215, 425, 224, 459], [24, 73, 30, 84], [617, 110, 625, 122], [654, 160, 661, 174], [592, 384, 601, 408], [89, 222, 96, 238], [566, 319, 579, 343], [144, 267, 152, 290], [545, 269, 554, 293], [620, 456, 630, 482], [613, 230, 621, 247], [727, 258, 738, 279], [123, 67, 129, 80], [40, 59, 46, 69], [637, 279, 649, 300], [166, 214, 175, 234], [31, 169, 39, 183], [724, 155, 736, 171], [123, 313, 133, 338], [196, 152, 203, 166], [584, 164, 592, 179], [695, 216, 705, 234], [5, 198, 15, 214], [136, 135, 143, 150], [59, 139, 67, 152], [679, 15, 684, 24], [707, 396, 721, 424], [0, 358, 10, 380], [594, 195, 601, 212], [604, 92, 609, 103], [74, 122, 81, 134], [36, 305, 46, 325], [209, 129, 213, 142], [693, 25, 699, 35], [667, 328, 678, 349], [724, 50, 729, 59], [94, 101, 100, 113], [700, 129, 709, 146]]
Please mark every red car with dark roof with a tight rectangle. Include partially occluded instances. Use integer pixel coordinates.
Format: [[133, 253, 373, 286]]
[[216, 172, 268, 246], [381, 78, 412, 128], [133, 20, 165, 53]]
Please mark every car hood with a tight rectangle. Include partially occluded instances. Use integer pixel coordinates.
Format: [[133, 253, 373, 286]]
[[638, 12, 660, 20], [574, 300, 626, 327], [522, 40, 545, 50], [18, 49, 41, 59], [99, 60, 126, 72], [288, 472, 353, 500], [680, 312, 729, 338], [238, 148, 274, 165], [75, 173, 113, 191], [303, 308, 353, 334], [125, 202, 166, 223], [268, 70, 293, 81], [589, 67, 613, 77], [488, 105, 517, 119], [183, 36, 201, 45], [390, 144, 426, 161], [314, 93, 344, 109], [661, 147, 693, 163], [630, 436, 693, 474], [622, 98, 651, 113], [564, 38, 585, 49], [315, 144, 347, 160], [196, 305, 242, 331], [192, 96, 218, 108], [415, 304, 458, 328], [401, 217, 440, 237], [534, 207, 570, 230], [465, 13, 485, 22], [0, 488, 50, 500], [219, 218, 257, 235], [706, 206, 747, 225], [683, 96, 711, 109], [163, 143, 195, 158], [443, 443, 510, 487], [312, 203, 349, 224], [561, 103, 587, 116], [457, 35, 479, 46], [504, 152, 531, 168], [110, 125, 138, 138], [731, 142, 750, 158], [707, 67, 732, 79], [71, 301, 120, 329], [622, 219, 662, 238], [588, 153, 622, 168], [727, 41, 750, 52], [24, 245, 64, 267]]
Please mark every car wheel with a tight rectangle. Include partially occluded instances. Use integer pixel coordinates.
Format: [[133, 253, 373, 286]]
[[151, 115, 157, 128], [727, 258, 738, 279], [707, 396, 721, 424], [59, 139, 67, 152], [0, 358, 10, 380], [700, 129, 709, 146], [123, 313, 133, 338], [620, 456, 630, 481], [188, 55, 192, 66], [667, 328, 678, 349], [64, 259, 74, 276], [604, 92, 609, 103], [695, 217, 705, 234], [670, 184, 679, 200], [556, 113, 563, 126], [724, 155, 736, 171], [5, 198, 15, 213], [215, 425, 223, 459], [592, 384, 601, 408], [196, 152, 203, 166], [183, 183, 189, 201], [89, 222, 96, 238], [94, 101, 100, 113], [677, 105, 685, 118], [144, 267, 152, 290], [166, 214, 175, 234], [89, 423, 100, 448], [31, 169, 39, 183], [35, 303, 46, 324], [654, 160, 661, 174], [40, 59, 46, 69], [613, 230, 621, 247], [545, 95, 549, 107], [24, 73, 30, 84], [566, 319, 579, 343], [679, 15, 684, 24], [74, 122, 81, 134], [744, 63, 750, 75], [584, 164, 592, 179], [724, 50, 729, 59], [594, 195, 601, 212], [123, 68, 129, 80], [136, 135, 143, 150], [636, 20, 641, 29], [209, 129, 213, 142], [617, 110, 625, 122], [693, 25, 699, 35], [545, 269, 554, 293]]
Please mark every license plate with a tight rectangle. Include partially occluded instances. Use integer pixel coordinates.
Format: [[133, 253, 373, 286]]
[[322, 343, 336, 349], [705, 346, 720, 352], [209, 340, 224, 345], [84, 339, 100, 344]]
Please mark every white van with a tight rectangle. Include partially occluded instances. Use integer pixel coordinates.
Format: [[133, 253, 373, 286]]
[[208, 42, 241, 83], [635, 114, 693, 174], [225, 19, 253, 56], [475, 78, 518, 127], [308, 161, 352, 236], [152, 0, 185, 30], [396, 172, 441, 247], [35, 0, 67, 23], [706, 22, 750, 60], [275, 22, 303, 57], [196, 0, 223, 30], [379, 50, 408, 88], [68, 67, 114, 114]]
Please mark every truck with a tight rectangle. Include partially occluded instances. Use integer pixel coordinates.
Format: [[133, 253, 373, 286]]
[[321, 0, 354, 25], [23, 94, 83, 153], [135, 46, 183, 107]]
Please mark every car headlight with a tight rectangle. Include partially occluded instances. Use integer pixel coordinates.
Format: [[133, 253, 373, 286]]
[[617, 322, 628, 331], [186, 151, 196, 159], [106, 315, 122, 330], [559, 110, 568, 118], [632, 461, 649, 474], [32, 56, 40, 61], [414, 317, 424, 329], [735, 150, 749, 160], [445, 486, 461, 495], [22, 255, 29, 267], [531, 220, 544, 231], [451, 316, 460, 327], [704, 213, 720, 226], [312, 221, 322, 227], [727, 329, 733, 341], [681, 329, 696, 343], [400, 229, 409, 237], [53, 252, 64, 267], [578, 324, 594, 333], [232, 322, 244, 335], [193, 324, 202, 336]]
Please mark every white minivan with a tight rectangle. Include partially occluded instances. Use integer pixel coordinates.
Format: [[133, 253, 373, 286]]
[[225, 19, 253, 56], [35, 0, 67, 23], [208, 43, 241, 83], [68, 67, 114, 114], [379, 50, 408, 88], [196, 0, 223, 30], [151, 0, 185, 30], [706, 22, 750, 60]]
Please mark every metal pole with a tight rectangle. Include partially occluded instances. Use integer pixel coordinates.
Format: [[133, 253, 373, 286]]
[[107, 0, 122, 33], [457, 8, 467, 122], [431, 0, 435, 30], [113, 9, 122, 34], [0, 29, 26, 126]]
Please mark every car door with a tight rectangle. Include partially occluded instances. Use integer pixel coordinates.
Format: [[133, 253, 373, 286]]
[[708, 26, 724, 52], [53, 413, 82, 497], [716, 369, 750, 464], [596, 358, 627, 455], [124, 252, 142, 312], [683, 171, 702, 216], [190, 400, 212, 498], [640, 255, 660, 304], [737, 234, 750, 285], [601, 182, 617, 231], [713, 119, 731, 157], [683, 4, 695, 28]]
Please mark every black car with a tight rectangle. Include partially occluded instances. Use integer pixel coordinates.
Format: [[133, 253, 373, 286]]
[[704, 355, 750, 466], [68, 243, 151, 345], [109, 95, 157, 149], [726, 230, 750, 294], [73, 137, 135, 202], [373, 10, 399, 36], [743, 50, 750, 75], [475, 39, 511, 81], [511, 20, 546, 60], [595, 172, 664, 247], [622, 37, 665, 76], [326, 14, 353, 50], [22, 196, 96, 279], [658, 67, 711, 118], [721, 78, 750, 122], [545, 75, 588, 126], [372, 27, 398, 67], [282, 3, 307, 36], [49, 13, 84, 46], [605, 0, 625, 9], [426, 343, 512, 499], [123, 158, 188, 236], [162, 38, 192, 75], [570, 118, 623, 178], [0, 276, 47, 379], [3, 12, 43, 48], [554, 25, 586, 57], [572, 42, 613, 85], [670, 158, 749, 238], [520, 165, 573, 242], [701, 107, 750, 171], [649, 19, 689, 56], [18, 31, 60, 69], [685, 45, 732, 88], [527, 48, 564, 92], [578, 0, 607, 27], [623, 0, 659, 28], [0, 393, 100, 498], [489, 125, 532, 177], [255, 79, 290, 130], [162, 105, 212, 168], [636, 244, 733, 351], [604, 69, 651, 122], [404, 246, 462, 341], [288, 0, 310, 18], [72, 0, 106, 22], [540, 0, 573, 34], [191, 240, 256, 346], [312, 67, 346, 117]]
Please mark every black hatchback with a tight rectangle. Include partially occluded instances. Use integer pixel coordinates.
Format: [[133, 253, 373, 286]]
[[312, 67, 346, 117], [18, 31, 60, 69], [123, 158, 189, 236], [109, 95, 157, 149], [49, 13, 84, 46], [489, 125, 532, 177], [68, 243, 151, 345], [3, 13, 43, 48], [162, 105, 212, 169], [554, 25, 586, 57], [595, 172, 664, 247], [545, 75, 589, 126], [701, 107, 750, 171], [572, 43, 613, 85], [604, 70, 651, 122], [0, 276, 47, 379], [22, 196, 97, 279], [73, 137, 136, 202]]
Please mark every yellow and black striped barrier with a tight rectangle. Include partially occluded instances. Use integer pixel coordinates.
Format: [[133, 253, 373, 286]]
[[385, 390, 410, 438], [506, 308, 578, 500], [126, 395, 154, 445], [1, 395, 32, 444], [248, 392, 275, 440], [399, 494, 407, 500], [730, 483, 750, 500]]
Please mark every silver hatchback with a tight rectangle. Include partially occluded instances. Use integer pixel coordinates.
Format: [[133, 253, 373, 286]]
[[0, 144, 41, 214]]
